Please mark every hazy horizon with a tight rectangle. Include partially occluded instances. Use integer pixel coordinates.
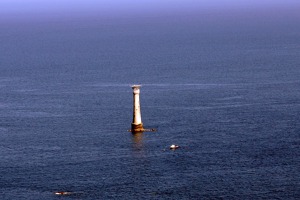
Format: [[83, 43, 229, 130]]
[[1, 0, 300, 21]]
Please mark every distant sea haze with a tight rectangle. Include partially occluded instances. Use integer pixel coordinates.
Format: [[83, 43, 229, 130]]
[[1, 0, 300, 20], [0, 4, 300, 199]]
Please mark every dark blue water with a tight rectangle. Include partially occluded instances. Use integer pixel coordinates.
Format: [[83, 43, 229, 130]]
[[0, 11, 300, 199]]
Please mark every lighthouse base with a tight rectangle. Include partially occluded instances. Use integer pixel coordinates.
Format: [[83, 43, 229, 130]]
[[131, 123, 144, 133], [129, 123, 157, 133]]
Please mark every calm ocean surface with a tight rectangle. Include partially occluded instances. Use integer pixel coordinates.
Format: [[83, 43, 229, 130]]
[[0, 11, 300, 199]]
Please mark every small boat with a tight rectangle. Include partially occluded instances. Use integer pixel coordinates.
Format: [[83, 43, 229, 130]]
[[170, 144, 180, 150], [54, 191, 72, 195]]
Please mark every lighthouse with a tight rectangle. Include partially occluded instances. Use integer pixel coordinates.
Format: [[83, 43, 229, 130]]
[[129, 85, 156, 133], [131, 85, 144, 132]]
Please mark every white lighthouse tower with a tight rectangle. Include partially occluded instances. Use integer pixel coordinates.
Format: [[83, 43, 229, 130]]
[[131, 85, 144, 132]]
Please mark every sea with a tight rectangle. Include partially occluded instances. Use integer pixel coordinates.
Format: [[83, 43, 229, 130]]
[[0, 9, 299, 199]]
